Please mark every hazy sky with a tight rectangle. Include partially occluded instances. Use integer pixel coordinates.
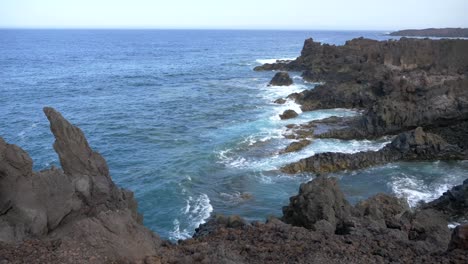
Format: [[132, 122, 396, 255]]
[[1, 0, 467, 30]]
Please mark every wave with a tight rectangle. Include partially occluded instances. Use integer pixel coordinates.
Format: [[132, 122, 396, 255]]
[[255, 57, 297, 64], [169, 193, 213, 241], [390, 176, 453, 207], [217, 137, 390, 172]]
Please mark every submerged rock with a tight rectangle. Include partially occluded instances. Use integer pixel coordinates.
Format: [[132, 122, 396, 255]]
[[279, 109, 298, 120], [281, 139, 311, 153], [273, 98, 287, 104], [269, 72, 293, 86]]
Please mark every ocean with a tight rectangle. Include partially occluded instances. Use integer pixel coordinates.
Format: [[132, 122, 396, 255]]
[[1, 29, 467, 240]]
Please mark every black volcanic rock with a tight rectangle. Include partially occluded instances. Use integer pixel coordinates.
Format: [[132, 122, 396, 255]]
[[390, 28, 468, 38], [256, 38, 468, 139], [424, 178, 468, 221], [282, 177, 352, 232], [269, 72, 293, 86], [281, 139, 311, 153], [449, 224, 468, 250], [273, 98, 287, 104], [279, 109, 298, 120], [281, 127, 466, 174]]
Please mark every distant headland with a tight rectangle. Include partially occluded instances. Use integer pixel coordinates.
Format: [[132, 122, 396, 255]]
[[389, 28, 468, 38]]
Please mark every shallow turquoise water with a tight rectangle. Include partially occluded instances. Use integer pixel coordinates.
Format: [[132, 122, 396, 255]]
[[1, 30, 466, 240]]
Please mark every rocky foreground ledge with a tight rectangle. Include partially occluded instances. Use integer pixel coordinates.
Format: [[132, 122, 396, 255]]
[[1, 108, 467, 263]]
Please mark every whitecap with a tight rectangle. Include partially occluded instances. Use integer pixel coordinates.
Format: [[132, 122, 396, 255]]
[[169, 194, 213, 241], [255, 57, 297, 64], [390, 176, 452, 207]]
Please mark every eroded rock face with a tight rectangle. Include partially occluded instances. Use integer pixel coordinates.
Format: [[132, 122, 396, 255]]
[[279, 109, 299, 120], [0, 107, 161, 262], [269, 72, 293, 86], [281, 127, 465, 174]]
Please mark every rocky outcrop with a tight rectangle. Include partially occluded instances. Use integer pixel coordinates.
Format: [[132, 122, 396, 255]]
[[283, 177, 452, 250], [424, 178, 468, 221], [279, 109, 298, 120], [281, 127, 466, 174], [390, 28, 468, 38], [281, 140, 311, 153], [282, 177, 352, 232], [269, 72, 293, 86], [256, 38, 468, 140], [0, 107, 161, 262], [449, 224, 468, 250]]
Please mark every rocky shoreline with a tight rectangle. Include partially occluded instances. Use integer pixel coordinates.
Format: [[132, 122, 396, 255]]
[[256, 37, 468, 174], [1, 36, 468, 263], [1, 108, 467, 263], [389, 28, 468, 38]]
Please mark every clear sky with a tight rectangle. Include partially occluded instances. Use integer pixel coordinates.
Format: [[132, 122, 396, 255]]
[[1, 0, 467, 30]]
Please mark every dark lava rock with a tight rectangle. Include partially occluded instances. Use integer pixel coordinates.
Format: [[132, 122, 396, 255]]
[[281, 139, 311, 153], [257, 37, 468, 140], [282, 177, 353, 233], [390, 28, 468, 38], [0, 107, 161, 262], [281, 127, 465, 174], [424, 178, 468, 221], [449, 224, 468, 250], [279, 109, 298, 120], [273, 98, 287, 104], [269, 72, 293, 86]]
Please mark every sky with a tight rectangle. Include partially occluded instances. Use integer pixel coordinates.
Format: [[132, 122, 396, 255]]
[[0, 0, 467, 30]]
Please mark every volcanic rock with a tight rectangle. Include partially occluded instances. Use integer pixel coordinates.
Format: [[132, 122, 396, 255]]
[[273, 98, 287, 104], [269, 72, 293, 86], [281, 127, 465, 174], [281, 140, 311, 153], [279, 109, 298, 120], [0, 107, 161, 262], [449, 224, 468, 250]]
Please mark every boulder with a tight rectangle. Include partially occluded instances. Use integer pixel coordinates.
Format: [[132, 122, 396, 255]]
[[273, 98, 287, 104], [269, 72, 293, 86], [282, 176, 353, 233], [279, 109, 298, 120]]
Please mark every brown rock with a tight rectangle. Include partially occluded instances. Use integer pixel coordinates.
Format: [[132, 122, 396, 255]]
[[449, 224, 468, 250]]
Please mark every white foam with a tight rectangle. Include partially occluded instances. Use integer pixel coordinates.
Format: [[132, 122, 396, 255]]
[[169, 193, 213, 241], [256, 57, 297, 64], [390, 176, 452, 207]]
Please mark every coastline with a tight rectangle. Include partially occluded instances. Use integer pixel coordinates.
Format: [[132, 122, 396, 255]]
[[1, 35, 468, 262]]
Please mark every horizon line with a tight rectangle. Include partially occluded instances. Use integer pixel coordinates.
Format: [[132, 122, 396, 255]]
[[0, 27, 397, 32]]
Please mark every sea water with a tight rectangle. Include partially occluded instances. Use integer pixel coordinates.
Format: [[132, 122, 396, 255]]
[[1, 30, 466, 240]]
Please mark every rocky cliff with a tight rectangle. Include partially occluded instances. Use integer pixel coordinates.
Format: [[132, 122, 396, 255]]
[[256, 37, 468, 172]]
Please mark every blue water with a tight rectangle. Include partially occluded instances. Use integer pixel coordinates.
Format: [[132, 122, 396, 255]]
[[1, 30, 467, 240]]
